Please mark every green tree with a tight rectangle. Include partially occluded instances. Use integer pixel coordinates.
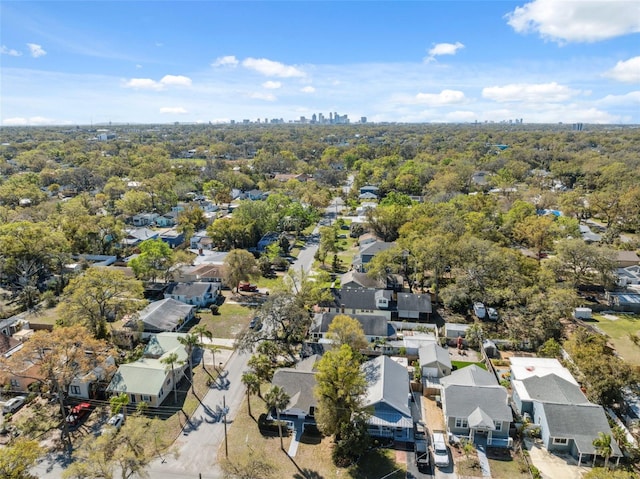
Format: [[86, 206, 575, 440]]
[[538, 338, 562, 358], [110, 392, 129, 419], [332, 413, 370, 467], [192, 324, 213, 371], [0, 438, 43, 479], [583, 469, 635, 479], [241, 371, 262, 418], [59, 268, 145, 338], [160, 352, 181, 403], [129, 238, 174, 283], [264, 385, 291, 451], [314, 344, 366, 438], [326, 314, 368, 352], [592, 432, 612, 469], [514, 215, 559, 260], [317, 226, 338, 266], [223, 249, 260, 293]]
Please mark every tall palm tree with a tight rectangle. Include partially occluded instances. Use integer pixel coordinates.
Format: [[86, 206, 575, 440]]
[[264, 385, 290, 451], [592, 432, 612, 468], [178, 333, 200, 393], [241, 371, 261, 418], [192, 324, 214, 371], [160, 352, 180, 403]]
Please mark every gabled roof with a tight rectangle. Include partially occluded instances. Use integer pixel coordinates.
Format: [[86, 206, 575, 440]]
[[164, 282, 218, 298], [397, 293, 432, 314], [272, 368, 318, 414], [137, 298, 195, 332], [330, 288, 394, 312], [361, 355, 411, 417], [521, 374, 590, 405], [359, 241, 395, 258], [124, 227, 158, 241], [340, 270, 385, 289], [468, 406, 496, 429], [418, 343, 451, 369], [542, 402, 622, 457], [443, 384, 512, 423], [440, 364, 497, 387]]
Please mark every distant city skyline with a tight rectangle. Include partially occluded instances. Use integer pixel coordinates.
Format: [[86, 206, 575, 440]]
[[1, 1, 639, 126]]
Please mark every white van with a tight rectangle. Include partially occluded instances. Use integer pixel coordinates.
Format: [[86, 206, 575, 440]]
[[432, 431, 450, 468]]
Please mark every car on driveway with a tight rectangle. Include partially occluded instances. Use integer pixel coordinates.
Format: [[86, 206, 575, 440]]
[[249, 317, 262, 330], [238, 282, 258, 292], [487, 307, 499, 321], [432, 431, 450, 468], [66, 402, 92, 426], [2, 396, 26, 414], [101, 413, 125, 434]]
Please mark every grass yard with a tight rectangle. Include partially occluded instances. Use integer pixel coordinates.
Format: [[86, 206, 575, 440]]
[[452, 360, 487, 370], [486, 447, 530, 479], [589, 313, 640, 365], [220, 392, 406, 479], [191, 301, 255, 339]]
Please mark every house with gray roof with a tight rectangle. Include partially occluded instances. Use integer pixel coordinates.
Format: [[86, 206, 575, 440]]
[[122, 227, 159, 246], [353, 241, 396, 272], [418, 343, 452, 379], [133, 298, 196, 333], [397, 293, 432, 320], [106, 333, 189, 407], [326, 288, 394, 320], [510, 357, 622, 466], [271, 356, 319, 424], [440, 365, 511, 446], [164, 281, 220, 307], [361, 355, 413, 443], [309, 312, 396, 344]]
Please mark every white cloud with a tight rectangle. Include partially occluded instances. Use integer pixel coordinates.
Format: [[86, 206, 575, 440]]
[[506, 0, 640, 43], [122, 75, 192, 90], [2, 116, 56, 126], [597, 91, 640, 106], [160, 75, 192, 87], [135, 64, 142, 69], [1, 45, 22, 56], [242, 58, 305, 78], [159, 107, 188, 114], [262, 81, 282, 89], [415, 89, 467, 106], [604, 57, 640, 83], [122, 78, 164, 91], [301, 86, 316, 93], [482, 82, 580, 102], [425, 42, 464, 62], [212, 55, 239, 67], [26, 43, 46, 58], [248, 91, 277, 101]]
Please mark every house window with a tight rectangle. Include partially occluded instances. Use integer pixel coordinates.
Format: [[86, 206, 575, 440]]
[[142, 395, 151, 402], [493, 421, 502, 431], [159, 388, 163, 397], [10, 379, 20, 388], [166, 378, 171, 385], [455, 418, 468, 428], [69, 385, 81, 395], [552, 437, 568, 445]]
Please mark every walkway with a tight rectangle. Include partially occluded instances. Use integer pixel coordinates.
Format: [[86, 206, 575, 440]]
[[287, 417, 305, 457], [474, 437, 491, 477]]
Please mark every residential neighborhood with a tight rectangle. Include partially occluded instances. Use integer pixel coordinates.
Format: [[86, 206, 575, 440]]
[[0, 122, 639, 479]]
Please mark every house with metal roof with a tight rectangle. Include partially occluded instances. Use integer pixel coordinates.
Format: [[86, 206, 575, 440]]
[[361, 355, 413, 443], [440, 365, 512, 446], [106, 333, 189, 408]]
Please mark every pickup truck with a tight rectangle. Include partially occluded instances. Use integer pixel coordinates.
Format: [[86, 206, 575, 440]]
[[66, 402, 92, 426], [238, 282, 258, 292]]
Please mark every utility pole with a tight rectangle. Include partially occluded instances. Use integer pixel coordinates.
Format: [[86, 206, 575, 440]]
[[223, 395, 228, 458]]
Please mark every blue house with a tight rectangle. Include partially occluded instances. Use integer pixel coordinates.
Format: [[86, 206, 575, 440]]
[[361, 355, 413, 443]]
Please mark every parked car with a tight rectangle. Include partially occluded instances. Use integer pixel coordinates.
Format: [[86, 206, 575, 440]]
[[2, 396, 26, 414], [66, 402, 92, 426], [414, 422, 429, 470], [432, 431, 450, 468], [487, 307, 499, 321], [101, 413, 125, 434], [473, 302, 486, 320], [238, 282, 258, 292], [249, 317, 262, 330]]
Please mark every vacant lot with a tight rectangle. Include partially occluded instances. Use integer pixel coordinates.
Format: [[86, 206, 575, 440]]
[[589, 313, 640, 365], [191, 298, 256, 339]]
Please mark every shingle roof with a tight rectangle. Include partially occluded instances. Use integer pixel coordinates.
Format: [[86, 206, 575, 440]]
[[542, 403, 622, 456], [361, 355, 411, 417], [164, 282, 217, 298], [359, 241, 396, 258], [312, 312, 393, 338], [331, 288, 394, 312], [418, 343, 452, 369], [440, 364, 497, 387], [521, 374, 590, 405], [137, 299, 195, 332], [272, 368, 318, 414], [340, 270, 385, 289], [397, 293, 432, 314], [442, 384, 512, 423]]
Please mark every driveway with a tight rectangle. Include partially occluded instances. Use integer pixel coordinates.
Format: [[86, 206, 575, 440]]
[[524, 439, 590, 479]]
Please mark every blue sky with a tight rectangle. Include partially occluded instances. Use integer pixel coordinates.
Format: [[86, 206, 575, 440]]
[[1, 1, 639, 125]]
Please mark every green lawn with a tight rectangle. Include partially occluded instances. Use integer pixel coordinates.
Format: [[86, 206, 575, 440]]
[[452, 360, 487, 370], [190, 301, 255, 339], [590, 313, 640, 365]]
